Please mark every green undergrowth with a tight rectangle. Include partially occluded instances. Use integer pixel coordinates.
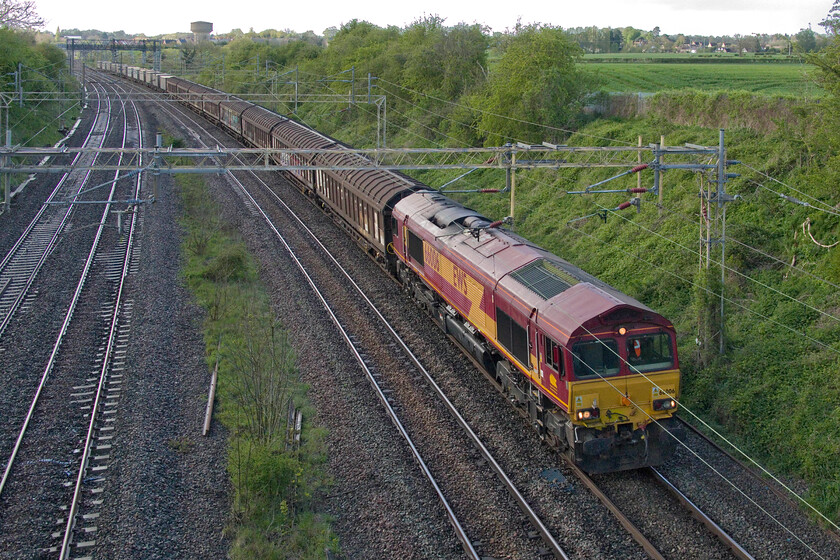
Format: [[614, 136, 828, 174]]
[[1, 28, 79, 200], [429, 117, 840, 524], [173, 29, 840, 524], [1, 26, 78, 149], [178, 172, 338, 558]]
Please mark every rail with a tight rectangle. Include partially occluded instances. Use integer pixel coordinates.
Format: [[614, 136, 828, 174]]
[[649, 467, 754, 560], [58, 81, 143, 559], [0, 87, 108, 340], [0, 82, 114, 497], [226, 169, 482, 559]]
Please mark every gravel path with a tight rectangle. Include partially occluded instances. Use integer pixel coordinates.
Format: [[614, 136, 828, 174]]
[[90, 103, 231, 559]]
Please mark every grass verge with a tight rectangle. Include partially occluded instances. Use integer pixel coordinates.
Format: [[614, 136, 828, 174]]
[[177, 172, 338, 558]]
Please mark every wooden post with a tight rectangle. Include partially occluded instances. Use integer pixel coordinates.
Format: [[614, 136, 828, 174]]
[[202, 341, 221, 436], [510, 151, 516, 231]]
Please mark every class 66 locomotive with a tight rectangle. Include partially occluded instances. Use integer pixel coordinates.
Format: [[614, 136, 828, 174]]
[[98, 61, 683, 474], [391, 192, 683, 474]]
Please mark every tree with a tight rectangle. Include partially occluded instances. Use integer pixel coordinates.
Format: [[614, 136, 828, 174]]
[[622, 27, 642, 47], [795, 27, 817, 53], [181, 45, 196, 68], [0, 0, 44, 30], [322, 26, 338, 43], [810, 10, 840, 98], [401, 17, 489, 99], [478, 24, 593, 145], [820, 0, 840, 34]]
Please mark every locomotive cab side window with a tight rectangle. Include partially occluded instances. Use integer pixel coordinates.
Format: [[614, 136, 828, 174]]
[[572, 339, 619, 379], [543, 335, 564, 376]]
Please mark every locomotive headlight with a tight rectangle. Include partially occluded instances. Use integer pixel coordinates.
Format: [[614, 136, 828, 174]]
[[576, 408, 600, 421], [653, 398, 677, 411]]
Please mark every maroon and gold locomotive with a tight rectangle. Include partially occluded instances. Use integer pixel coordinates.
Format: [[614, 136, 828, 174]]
[[392, 192, 681, 472], [99, 62, 682, 473]]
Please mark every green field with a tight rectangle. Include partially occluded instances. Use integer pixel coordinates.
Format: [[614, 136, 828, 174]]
[[583, 52, 796, 62], [582, 62, 818, 96]]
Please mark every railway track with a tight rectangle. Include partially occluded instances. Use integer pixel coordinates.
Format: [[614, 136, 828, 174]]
[[109, 71, 840, 559], [651, 417, 840, 559], [241, 174, 570, 558], [132, 88, 571, 558], [144, 85, 694, 558], [460, 323, 750, 559], [0, 84, 110, 340], [0, 79, 143, 559]]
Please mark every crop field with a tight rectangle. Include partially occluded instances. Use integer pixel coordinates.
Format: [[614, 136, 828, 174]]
[[582, 62, 819, 97]]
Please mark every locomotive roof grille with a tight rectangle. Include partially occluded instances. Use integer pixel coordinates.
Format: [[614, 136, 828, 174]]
[[432, 206, 487, 229], [510, 259, 578, 300]]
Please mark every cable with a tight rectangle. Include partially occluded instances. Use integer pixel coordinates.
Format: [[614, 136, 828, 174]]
[[585, 199, 840, 329], [742, 161, 840, 218], [564, 222, 840, 540], [653, 196, 840, 293], [376, 76, 639, 147], [284, 71, 838, 539], [141, 65, 840, 544], [375, 83, 507, 147]]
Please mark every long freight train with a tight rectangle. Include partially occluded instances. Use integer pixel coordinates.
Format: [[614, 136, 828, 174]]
[[98, 61, 683, 473]]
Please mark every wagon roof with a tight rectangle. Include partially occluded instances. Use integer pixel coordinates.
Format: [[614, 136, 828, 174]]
[[242, 105, 286, 130], [219, 98, 253, 113], [272, 119, 334, 150], [315, 148, 421, 207], [186, 82, 217, 94], [165, 76, 190, 87]]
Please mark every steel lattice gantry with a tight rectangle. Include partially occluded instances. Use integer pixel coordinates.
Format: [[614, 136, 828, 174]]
[[0, 144, 655, 175], [65, 39, 162, 73]]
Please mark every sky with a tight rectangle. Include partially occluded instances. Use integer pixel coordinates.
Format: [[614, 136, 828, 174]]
[[36, 0, 833, 38]]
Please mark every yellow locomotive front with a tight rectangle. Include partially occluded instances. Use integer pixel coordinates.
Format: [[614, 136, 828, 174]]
[[563, 323, 683, 473]]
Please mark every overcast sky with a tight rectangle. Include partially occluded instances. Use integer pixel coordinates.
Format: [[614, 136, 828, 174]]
[[36, 0, 833, 37]]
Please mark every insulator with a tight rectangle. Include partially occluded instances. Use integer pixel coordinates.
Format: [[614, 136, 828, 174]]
[[631, 164, 649, 173], [479, 189, 500, 193], [628, 188, 648, 194], [617, 201, 633, 210]]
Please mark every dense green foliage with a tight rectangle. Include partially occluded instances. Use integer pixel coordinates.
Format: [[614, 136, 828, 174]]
[[0, 28, 76, 147], [475, 24, 591, 144], [179, 173, 337, 557], [156, 18, 840, 525]]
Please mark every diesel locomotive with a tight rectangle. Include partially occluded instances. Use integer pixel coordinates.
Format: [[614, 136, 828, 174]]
[[98, 61, 683, 473]]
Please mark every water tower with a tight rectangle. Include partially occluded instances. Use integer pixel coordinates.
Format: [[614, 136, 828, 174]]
[[191, 21, 213, 43]]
